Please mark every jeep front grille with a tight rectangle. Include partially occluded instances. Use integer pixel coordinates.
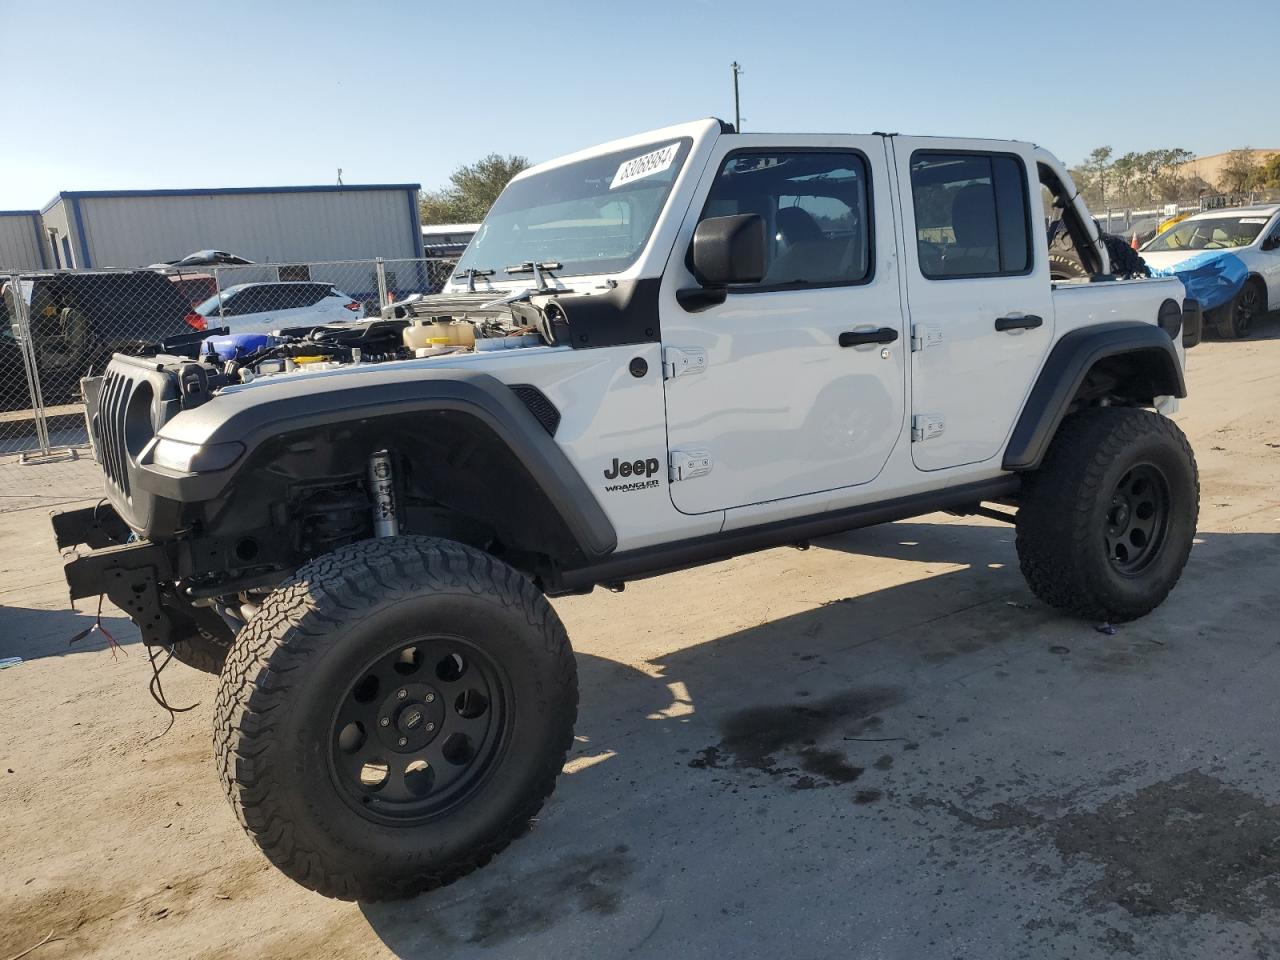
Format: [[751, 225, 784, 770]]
[[97, 367, 133, 498]]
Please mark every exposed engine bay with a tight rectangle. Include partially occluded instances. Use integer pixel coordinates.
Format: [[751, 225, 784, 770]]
[[155, 291, 567, 390]]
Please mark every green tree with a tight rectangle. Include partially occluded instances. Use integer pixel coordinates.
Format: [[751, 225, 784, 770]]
[[1218, 148, 1261, 193], [420, 153, 530, 224], [1080, 146, 1114, 208], [1256, 153, 1280, 189]]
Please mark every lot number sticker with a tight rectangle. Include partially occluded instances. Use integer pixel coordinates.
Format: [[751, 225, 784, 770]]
[[611, 143, 679, 190]]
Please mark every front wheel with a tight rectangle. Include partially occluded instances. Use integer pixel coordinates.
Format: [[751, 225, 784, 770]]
[[1212, 278, 1265, 339], [1016, 408, 1198, 622], [213, 536, 577, 901]]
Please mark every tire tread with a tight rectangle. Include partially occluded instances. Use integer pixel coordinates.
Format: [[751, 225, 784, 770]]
[[212, 536, 577, 901]]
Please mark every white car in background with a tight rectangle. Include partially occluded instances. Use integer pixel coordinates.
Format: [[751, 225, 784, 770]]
[[195, 281, 365, 334], [1141, 204, 1280, 338]]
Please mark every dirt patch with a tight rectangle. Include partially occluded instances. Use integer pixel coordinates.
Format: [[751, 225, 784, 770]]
[[688, 687, 904, 789]]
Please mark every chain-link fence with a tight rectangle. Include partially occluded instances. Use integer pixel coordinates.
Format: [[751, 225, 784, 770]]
[[0, 257, 456, 500], [1088, 191, 1277, 245]]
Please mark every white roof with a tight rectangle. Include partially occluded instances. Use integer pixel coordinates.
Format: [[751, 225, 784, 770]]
[[1181, 204, 1280, 222]]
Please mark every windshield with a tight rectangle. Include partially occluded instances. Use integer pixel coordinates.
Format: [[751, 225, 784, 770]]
[[1144, 215, 1272, 252], [453, 138, 693, 280]]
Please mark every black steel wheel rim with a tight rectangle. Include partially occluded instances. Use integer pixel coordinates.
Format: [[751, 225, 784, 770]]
[[1237, 284, 1259, 334], [1104, 463, 1171, 576], [329, 634, 509, 823]]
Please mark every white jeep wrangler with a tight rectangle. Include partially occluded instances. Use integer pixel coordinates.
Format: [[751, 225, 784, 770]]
[[54, 119, 1200, 900]]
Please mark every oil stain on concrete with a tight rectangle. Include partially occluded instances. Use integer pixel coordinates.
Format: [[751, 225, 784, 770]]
[[929, 769, 1280, 926], [1048, 771, 1280, 922], [689, 686, 904, 789], [371, 845, 637, 948]]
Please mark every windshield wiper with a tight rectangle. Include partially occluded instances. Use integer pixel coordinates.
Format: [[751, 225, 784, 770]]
[[505, 261, 563, 293], [452, 267, 495, 292]]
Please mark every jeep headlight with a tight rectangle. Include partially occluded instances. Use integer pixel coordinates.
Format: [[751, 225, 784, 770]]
[[149, 438, 243, 473]]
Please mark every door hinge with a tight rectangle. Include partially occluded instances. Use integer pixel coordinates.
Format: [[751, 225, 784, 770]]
[[911, 324, 943, 352], [663, 346, 708, 380], [911, 415, 945, 443], [669, 449, 714, 482]]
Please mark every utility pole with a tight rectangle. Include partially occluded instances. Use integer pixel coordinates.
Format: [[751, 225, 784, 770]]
[[731, 61, 743, 132]]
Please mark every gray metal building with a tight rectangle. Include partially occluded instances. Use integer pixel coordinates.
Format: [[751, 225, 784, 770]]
[[39, 184, 424, 269], [0, 210, 48, 270]]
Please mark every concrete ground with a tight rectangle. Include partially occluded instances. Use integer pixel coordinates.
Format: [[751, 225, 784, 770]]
[[2, 323, 1279, 960]]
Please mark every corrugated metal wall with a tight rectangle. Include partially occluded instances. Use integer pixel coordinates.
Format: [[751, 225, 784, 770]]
[[77, 188, 421, 267], [0, 212, 47, 270], [39, 200, 77, 269]]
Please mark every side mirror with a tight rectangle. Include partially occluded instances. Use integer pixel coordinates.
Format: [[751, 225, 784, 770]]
[[691, 214, 766, 286], [1263, 235, 1280, 252], [679, 214, 767, 312]]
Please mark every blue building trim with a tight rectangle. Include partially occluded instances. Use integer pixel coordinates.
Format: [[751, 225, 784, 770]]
[[44, 183, 421, 204], [71, 197, 91, 268]]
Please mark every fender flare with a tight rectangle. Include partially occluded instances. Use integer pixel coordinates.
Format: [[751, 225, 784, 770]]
[[1002, 321, 1185, 472], [138, 368, 618, 560]]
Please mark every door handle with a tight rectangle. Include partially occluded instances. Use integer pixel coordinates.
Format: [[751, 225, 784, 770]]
[[839, 327, 899, 347], [994, 314, 1044, 331]]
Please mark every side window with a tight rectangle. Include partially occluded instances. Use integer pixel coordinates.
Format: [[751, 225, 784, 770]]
[[287, 284, 328, 307], [700, 151, 872, 289], [910, 153, 1031, 279], [225, 287, 267, 315], [305, 283, 332, 305]]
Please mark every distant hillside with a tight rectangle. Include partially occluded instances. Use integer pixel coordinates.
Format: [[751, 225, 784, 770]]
[[1183, 149, 1279, 190]]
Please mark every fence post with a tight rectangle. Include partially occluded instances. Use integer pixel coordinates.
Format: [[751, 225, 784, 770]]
[[213, 266, 228, 326], [375, 257, 388, 310], [9, 273, 53, 459]]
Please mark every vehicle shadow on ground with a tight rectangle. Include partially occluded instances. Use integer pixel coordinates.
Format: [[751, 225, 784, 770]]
[[359, 522, 1280, 959], [0, 600, 136, 662]]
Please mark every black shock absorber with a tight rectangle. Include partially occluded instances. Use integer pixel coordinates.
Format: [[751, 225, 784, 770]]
[[368, 450, 399, 538]]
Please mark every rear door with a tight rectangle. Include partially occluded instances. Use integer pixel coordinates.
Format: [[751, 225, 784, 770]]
[[660, 135, 906, 515], [890, 139, 1053, 471]]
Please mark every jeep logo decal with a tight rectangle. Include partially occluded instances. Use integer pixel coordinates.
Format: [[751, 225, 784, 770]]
[[604, 457, 660, 480]]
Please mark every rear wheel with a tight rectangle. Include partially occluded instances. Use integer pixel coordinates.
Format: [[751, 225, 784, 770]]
[[1016, 408, 1198, 622], [214, 536, 577, 901], [1213, 278, 1265, 339]]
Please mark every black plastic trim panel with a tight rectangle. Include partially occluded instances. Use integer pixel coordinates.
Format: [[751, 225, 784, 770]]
[[547, 278, 661, 349], [552, 476, 1020, 593], [140, 368, 617, 559], [509, 384, 560, 436], [1002, 321, 1186, 472]]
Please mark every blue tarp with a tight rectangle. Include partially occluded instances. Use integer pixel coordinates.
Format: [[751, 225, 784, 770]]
[[1147, 251, 1249, 311]]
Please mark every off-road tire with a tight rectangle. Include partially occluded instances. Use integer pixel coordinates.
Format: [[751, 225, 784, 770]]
[[1016, 408, 1198, 622], [1212, 277, 1265, 339], [213, 536, 577, 901], [170, 624, 233, 674], [1048, 252, 1089, 282]]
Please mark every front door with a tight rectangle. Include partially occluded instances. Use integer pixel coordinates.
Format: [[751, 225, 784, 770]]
[[890, 138, 1055, 471], [660, 135, 906, 516]]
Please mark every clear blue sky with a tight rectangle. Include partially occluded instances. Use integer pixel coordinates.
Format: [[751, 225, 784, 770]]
[[2, 0, 1276, 210]]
